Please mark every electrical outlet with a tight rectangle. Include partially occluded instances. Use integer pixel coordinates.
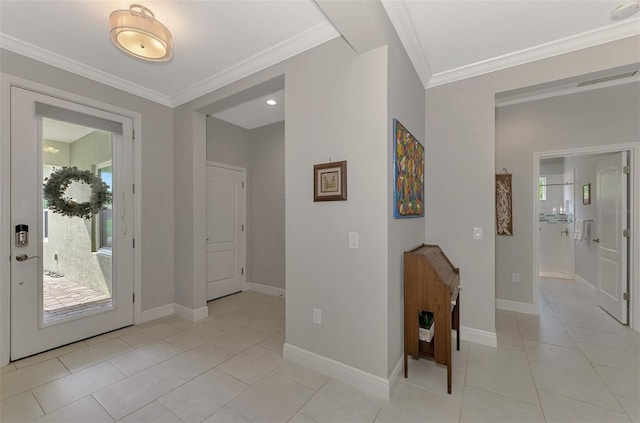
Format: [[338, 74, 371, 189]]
[[313, 308, 322, 325], [512, 273, 520, 283]]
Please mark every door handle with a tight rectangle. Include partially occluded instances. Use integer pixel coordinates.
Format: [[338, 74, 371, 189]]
[[15, 254, 40, 262], [560, 229, 569, 236], [593, 238, 600, 243]]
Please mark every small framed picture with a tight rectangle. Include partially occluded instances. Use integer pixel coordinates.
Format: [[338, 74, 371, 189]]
[[583, 183, 591, 205], [314, 160, 347, 202]]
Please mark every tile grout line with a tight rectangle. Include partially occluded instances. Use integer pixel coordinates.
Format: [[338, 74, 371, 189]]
[[518, 298, 556, 423], [541, 286, 635, 420], [285, 377, 330, 423], [27, 389, 47, 419]]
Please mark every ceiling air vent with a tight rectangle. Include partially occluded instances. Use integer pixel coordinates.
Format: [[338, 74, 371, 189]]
[[577, 71, 638, 87]]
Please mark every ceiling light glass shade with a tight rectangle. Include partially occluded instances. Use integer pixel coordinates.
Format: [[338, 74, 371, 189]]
[[110, 4, 173, 61]]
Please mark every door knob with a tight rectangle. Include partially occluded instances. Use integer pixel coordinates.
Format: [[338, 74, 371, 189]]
[[561, 229, 569, 236], [593, 238, 600, 243], [15, 254, 39, 262]]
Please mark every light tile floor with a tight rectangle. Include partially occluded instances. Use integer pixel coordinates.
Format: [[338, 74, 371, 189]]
[[1, 277, 639, 422], [43, 275, 112, 324]]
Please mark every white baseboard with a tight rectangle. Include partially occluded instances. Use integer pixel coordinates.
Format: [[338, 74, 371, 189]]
[[283, 343, 391, 400], [139, 303, 209, 324], [139, 303, 174, 324], [540, 272, 574, 280], [174, 304, 209, 321], [247, 282, 286, 298], [574, 274, 597, 292], [496, 299, 535, 314], [460, 326, 497, 347], [388, 356, 403, 396]]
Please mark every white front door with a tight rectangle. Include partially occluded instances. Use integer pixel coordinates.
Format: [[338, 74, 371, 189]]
[[10, 87, 134, 360], [596, 152, 629, 324], [206, 163, 245, 301]]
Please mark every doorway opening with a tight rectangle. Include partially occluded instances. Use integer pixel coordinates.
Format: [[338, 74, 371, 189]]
[[534, 146, 637, 328], [202, 76, 286, 303]]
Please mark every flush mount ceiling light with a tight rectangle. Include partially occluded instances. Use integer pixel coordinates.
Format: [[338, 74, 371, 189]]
[[266, 99, 277, 106], [110, 4, 173, 61], [611, 0, 640, 20]]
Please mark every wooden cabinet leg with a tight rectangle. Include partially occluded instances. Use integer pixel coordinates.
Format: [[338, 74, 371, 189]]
[[403, 352, 408, 378], [447, 362, 452, 394]]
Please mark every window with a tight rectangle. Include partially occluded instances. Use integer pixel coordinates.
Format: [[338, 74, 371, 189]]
[[539, 177, 547, 201], [96, 162, 112, 252]]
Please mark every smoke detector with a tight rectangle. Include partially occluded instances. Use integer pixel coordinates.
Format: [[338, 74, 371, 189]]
[[611, 0, 640, 20]]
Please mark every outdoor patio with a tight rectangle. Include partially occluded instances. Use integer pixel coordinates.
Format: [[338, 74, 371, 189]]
[[43, 273, 112, 324]]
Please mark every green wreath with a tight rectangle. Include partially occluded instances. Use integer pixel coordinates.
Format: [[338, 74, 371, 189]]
[[43, 166, 112, 220]]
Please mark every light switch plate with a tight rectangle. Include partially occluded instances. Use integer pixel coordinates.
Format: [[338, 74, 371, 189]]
[[473, 227, 483, 240], [348, 232, 359, 249], [313, 308, 322, 325]]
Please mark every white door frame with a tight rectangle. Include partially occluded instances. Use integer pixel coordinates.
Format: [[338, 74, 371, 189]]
[[533, 142, 640, 332], [0, 75, 143, 366], [206, 160, 247, 294]]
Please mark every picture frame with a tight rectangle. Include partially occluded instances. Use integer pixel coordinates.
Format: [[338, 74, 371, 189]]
[[393, 119, 425, 218], [583, 183, 591, 205], [496, 173, 513, 236], [314, 160, 347, 202]]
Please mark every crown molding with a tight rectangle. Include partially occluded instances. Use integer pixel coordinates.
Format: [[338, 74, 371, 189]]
[[170, 21, 340, 107], [1, 20, 340, 109], [380, 0, 432, 87], [427, 19, 640, 89], [0, 33, 173, 107]]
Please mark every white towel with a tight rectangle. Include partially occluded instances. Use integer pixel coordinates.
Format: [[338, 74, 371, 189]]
[[574, 219, 585, 241], [583, 220, 591, 242]]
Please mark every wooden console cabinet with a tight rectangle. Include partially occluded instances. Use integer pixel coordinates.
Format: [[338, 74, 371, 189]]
[[403, 244, 460, 394]]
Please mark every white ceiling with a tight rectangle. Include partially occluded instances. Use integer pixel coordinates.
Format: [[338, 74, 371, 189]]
[[43, 119, 95, 144], [0, 0, 338, 107], [382, 0, 640, 87], [1, 0, 638, 110], [213, 90, 285, 130]]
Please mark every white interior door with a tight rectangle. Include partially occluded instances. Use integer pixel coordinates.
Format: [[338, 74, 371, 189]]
[[206, 164, 245, 301], [10, 87, 134, 360], [596, 152, 629, 324]]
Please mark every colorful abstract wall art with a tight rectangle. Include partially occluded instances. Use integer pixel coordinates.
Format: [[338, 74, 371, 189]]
[[393, 119, 424, 219]]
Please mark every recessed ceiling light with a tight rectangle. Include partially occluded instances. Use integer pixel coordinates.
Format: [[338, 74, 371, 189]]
[[266, 99, 277, 106], [611, 0, 640, 20]]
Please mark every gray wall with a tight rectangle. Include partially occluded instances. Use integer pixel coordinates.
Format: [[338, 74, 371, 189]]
[[206, 116, 250, 168], [175, 36, 392, 379], [249, 121, 285, 290], [43, 140, 69, 167], [495, 82, 640, 304], [427, 36, 639, 336], [1, 49, 175, 312], [285, 42, 389, 378], [205, 118, 286, 291], [540, 158, 565, 175], [386, 28, 426, 375]]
